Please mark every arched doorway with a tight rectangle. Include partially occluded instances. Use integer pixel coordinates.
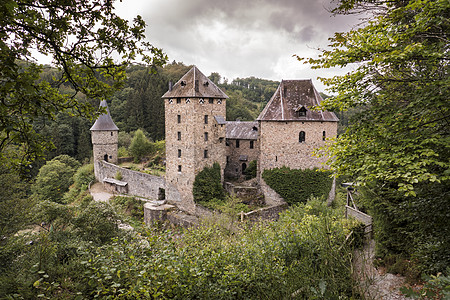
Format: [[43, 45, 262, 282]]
[[242, 162, 247, 174]]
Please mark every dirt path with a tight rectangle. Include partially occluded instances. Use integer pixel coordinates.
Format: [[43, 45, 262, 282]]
[[89, 182, 114, 202], [354, 239, 411, 300]]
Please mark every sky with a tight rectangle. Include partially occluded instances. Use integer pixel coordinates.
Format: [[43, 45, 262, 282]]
[[116, 0, 361, 92]]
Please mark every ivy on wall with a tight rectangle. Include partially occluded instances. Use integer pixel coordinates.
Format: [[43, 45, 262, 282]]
[[262, 167, 333, 205], [193, 162, 225, 203]]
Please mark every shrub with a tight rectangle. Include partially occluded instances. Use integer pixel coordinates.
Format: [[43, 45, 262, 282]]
[[243, 160, 257, 180], [118, 146, 130, 157], [115, 170, 123, 181], [262, 167, 333, 205], [193, 163, 225, 203]]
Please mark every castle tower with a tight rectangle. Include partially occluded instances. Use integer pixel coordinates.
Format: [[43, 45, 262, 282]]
[[257, 80, 339, 178], [90, 100, 119, 179], [162, 66, 228, 213]]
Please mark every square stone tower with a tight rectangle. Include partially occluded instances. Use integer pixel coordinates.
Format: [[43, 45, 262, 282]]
[[257, 80, 339, 178], [162, 66, 228, 213]]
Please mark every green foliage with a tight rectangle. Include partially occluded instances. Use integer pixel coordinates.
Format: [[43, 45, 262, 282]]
[[0, 164, 33, 237], [73, 164, 94, 191], [72, 202, 120, 245], [243, 160, 257, 180], [0, 0, 167, 169], [262, 167, 333, 205], [400, 269, 450, 299], [115, 170, 123, 181], [118, 146, 130, 157], [193, 163, 225, 203], [129, 129, 153, 163], [32, 158, 78, 203], [199, 196, 253, 215], [111, 196, 144, 219]]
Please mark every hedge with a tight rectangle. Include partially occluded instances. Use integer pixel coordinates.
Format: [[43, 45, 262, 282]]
[[262, 167, 333, 205]]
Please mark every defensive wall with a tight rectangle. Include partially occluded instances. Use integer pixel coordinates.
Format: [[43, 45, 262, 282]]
[[94, 160, 182, 203]]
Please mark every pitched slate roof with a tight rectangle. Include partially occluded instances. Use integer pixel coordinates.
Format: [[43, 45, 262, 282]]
[[257, 80, 339, 122], [90, 100, 119, 131], [226, 121, 259, 140], [162, 66, 228, 99]]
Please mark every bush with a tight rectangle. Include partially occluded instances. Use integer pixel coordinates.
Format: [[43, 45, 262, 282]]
[[243, 160, 257, 180], [262, 167, 333, 205], [193, 163, 225, 203], [118, 146, 130, 157]]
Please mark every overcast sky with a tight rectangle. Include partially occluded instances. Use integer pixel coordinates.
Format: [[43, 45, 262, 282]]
[[115, 0, 360, 92]]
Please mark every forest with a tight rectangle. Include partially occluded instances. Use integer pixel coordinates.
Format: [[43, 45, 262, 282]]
[[1, 0, 449, 299]]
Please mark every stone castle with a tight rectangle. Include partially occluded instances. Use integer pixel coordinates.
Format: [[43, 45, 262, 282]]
[[91, 66, 338, 214]]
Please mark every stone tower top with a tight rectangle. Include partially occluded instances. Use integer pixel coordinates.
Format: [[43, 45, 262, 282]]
[[162, 66, 228, 99], [90, 100, 119, 131]]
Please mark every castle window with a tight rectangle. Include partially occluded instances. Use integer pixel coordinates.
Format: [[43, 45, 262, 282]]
[[177, 98, 181, 104], [204, 150, 208, 158], [177, 131, 181, 141], [178, 149, 181, 158], [250, 140, 254, 149], [186, 98, 191, 104], [111, 132, 113, 136], [296, 106, 307, 117], [199, 98, 205, 104], [322, 131, 326, 141], [217, 99, 222, 104], [226, 156, 230, 163], [204, 132, 208, 141], [299, 131, 306, 143], [242, 163, 247, 174], [177, 114, 181, 123], [168, 99, 173, 104], [178, 165, 182, 172], [209, 98, 214, 104], [180, 81, 186, 87], [104, 154, 108, 162], [252, 126, 258, 131], [204, 115, 208, 124], [226, 140, 230, 146], [236, 140, 240, 148]]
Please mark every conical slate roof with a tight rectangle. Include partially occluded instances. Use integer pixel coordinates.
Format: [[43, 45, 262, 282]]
[[162, 66, 228, 99], [257, 80, 339, 122], [90, 100, 119, 131]]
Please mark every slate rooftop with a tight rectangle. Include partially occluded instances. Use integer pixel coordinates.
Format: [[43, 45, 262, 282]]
[[257, 80, 339, 122], [90, 100, 119, 131], [226, 121, 259, 140], [162, 66, 228, 99]]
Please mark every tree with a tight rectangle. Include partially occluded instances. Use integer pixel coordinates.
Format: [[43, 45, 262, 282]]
[[301, 0, 449, 272], [302, 0, 449, 196], [129, 129, 152, 163], [32, 156, 79, 203], [0, 0, 167, 168]]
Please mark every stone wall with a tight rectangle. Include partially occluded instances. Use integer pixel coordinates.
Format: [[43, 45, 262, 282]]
[[225, 138, 259, 179], [258, 120, 337, 178], [242, 203, 288, 222], [94, 160, 177, 201]]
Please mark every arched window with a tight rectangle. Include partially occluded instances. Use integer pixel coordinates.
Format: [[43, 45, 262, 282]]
[[104, 154, 108, 162], [299, 131, 306, 143]]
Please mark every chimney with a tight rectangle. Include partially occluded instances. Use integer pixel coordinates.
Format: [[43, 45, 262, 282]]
[[169, 81, 173, 91]]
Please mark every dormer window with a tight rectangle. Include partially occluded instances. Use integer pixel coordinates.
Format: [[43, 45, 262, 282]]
[[296, 106, 307, 117], [252, 126, 258, 131], [204, 81, 209, 87], [180, 81, 186, 87]]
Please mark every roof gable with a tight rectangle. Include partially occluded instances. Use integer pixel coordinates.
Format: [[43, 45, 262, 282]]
[[90, 100, 119, 131], [257, 80, 339, 122], [162, 66, 228, 99]]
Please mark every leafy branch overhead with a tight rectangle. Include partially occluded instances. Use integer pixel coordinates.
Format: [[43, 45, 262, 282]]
[[0, 0, 167, 167], [300, 0, 449, 195]]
